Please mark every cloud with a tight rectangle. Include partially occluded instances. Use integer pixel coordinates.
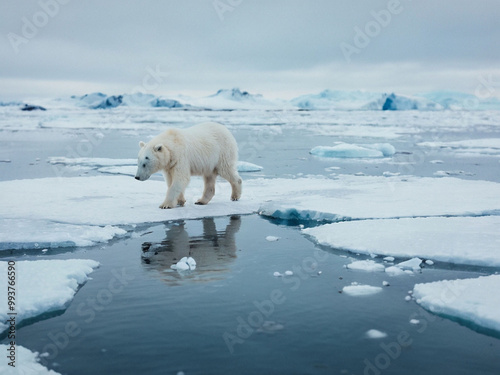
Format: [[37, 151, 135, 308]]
[[0, 0, 499, 99]]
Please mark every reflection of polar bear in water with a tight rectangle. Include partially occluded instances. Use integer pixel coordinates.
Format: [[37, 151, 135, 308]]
[[135, 122, 242, 209], [141, 216, 241, 284]]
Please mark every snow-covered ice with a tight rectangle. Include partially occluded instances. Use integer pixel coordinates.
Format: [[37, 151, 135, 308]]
[[396, 258, 423, 271], [342, 284, 383, 296], [418, 138, 500, 157], [365, 329, 388, 339], [2, 174, 500, 254], [170, 257, 196, 271], [0, 344, 61, 375], [266, 236, 280, 242], [346, 260, 385, 272], [303, 216, 500, 267], [0, 259, 99, 333], [0, 219, 126, 250], [310, 142, 395, 159], [413, 275, 500, 333]]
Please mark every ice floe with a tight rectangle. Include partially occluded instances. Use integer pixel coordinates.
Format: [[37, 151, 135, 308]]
[[365, 329, 388, 339], [171, 257, 197, 271], [310, 142, 395, 159], [346, 260, 385, 272], [0, 219, 126, 250], [342, 284, 383, 296], [0, 344, 61, 375], [303, 216, 500, 267], [413, 275, 500, 334], [0, 259, 99, 333], [1, 174, 500, 254], [418, 138, 500, 157]]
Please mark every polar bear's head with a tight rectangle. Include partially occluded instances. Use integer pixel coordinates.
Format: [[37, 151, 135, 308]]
[[135, 141, 169, 181]]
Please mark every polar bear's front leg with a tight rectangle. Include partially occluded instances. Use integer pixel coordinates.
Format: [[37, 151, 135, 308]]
[[160, 171, 189, 209]]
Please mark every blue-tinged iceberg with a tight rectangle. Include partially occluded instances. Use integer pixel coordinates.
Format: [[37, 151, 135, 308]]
[[291, 90, 383, 110], [418, 91, 500, 110], [364, 93, 442, 111]]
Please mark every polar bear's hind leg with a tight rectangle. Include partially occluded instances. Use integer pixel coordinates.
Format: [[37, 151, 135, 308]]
[[195, 173, 216, 205]]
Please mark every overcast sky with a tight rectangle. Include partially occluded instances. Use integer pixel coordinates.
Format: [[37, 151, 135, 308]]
[[1, 0, 499, 100]]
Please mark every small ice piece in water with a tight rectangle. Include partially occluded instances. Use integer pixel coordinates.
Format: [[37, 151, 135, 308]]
[[170, 257, 196, 271], [405, 296, 412, 301], [346, 260, 385, 272], [266, 236, 280, 242], [365, 329, 388, 339], [273, 272, 283, 277], [385, 266, 406, 276], [425, 259, 434, 265], [430, 160, 444, 164], [410, 319, 420, 325], [382, 281, 390, 287], [396, 257, 422, 271], [342, 284, 383, 296], [284, 270, 294, 276], [383, 256, 395, 262]]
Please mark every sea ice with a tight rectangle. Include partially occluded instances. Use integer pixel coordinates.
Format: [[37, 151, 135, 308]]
[[0, 259, 99, 333], [266, 236, 280, 242], [413, 275, 500, 333], [310, 142, 395, 159], [342, 285, 383, 297], [303, 216, 500, 267], [0, 344, 61, 375], [0, 219, 126, 250], [365, 329, 388, 339], [346, 260, 385, 272], [396, 258, 422, 271], [170, 257, 196, 271]]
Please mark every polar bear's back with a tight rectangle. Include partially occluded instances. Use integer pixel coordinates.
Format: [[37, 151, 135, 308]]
[[175, 122, 238, 175]]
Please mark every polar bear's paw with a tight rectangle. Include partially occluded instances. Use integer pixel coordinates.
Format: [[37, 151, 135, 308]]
[[159, 201, 175, 209]]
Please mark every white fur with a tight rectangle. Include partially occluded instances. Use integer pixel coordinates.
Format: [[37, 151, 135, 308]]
[[135, 122, 242, 209]]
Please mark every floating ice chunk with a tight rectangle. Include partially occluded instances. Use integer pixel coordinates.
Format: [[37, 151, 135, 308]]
[[266, 236, 280, 242], [365, 329, 388, 339], [382, 281, 390, 287], [413, 275, 500, 333], [397, 258, 422, 271], [346, 260, 385, 272], [171, 257, 196, 271], [0, 219, 126, 250], [0, 344, 62, 374], [425, 260, 434, 266], [273, 272, 283, 277], [342, 284, 383, 296], [405, 296, 412, 302], [0, 260, 99, 334], [310, 142, 395, 159], [284, 270, 294, 276], [383, 257, 395, 262], [430, 160, 444, 164], [385, 266, 406, 277], [409, 319, 420, 325], [237, 161, 263, 172]]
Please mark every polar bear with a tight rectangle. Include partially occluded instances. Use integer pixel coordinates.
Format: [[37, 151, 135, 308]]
[[135, 122, 242, 209]]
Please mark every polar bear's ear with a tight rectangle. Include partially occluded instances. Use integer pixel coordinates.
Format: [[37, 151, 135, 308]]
[[154, 144, 163, 152], [139, 141, 146, 148]]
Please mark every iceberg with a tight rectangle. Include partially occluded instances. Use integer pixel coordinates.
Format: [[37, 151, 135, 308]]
[[291, 90, 383, 110], [413, 275, 500, 334], [0, 259, 99, 333], [419, 91, 500, 110], [310, 142, 395, 158], [364, 93, 442, 111]]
